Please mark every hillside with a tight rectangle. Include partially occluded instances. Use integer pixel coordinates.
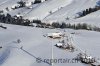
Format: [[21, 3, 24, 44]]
[[0, 23, 100, 66], [0, 0, 100, 66]]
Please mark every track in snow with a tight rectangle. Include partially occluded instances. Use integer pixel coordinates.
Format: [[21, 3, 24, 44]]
[[20, 47, 51, 65]]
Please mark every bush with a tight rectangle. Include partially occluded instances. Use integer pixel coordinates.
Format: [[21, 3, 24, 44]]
[[33, 20, 41, 24], [60, 22, 67, 28], [52, 22, 61, 28], [78, 6, 100, 17], [17, 0, 26, 7], [0, 13, 31, 26], [34, 0, 41, 4]]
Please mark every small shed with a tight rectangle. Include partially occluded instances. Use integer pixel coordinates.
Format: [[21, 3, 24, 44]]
[[47, 32, 63, 39]]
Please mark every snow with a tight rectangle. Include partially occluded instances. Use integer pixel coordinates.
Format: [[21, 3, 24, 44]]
[[1, 0, 100, 26], [8, 4, 39, 17], [0, 23, 100, 66], [68, 10, 100, 27], [0, 0, 20, 11], [43, 0, 99, 22], [23, 0, 73, 20], [0, 0, 100, 66], [0, 0, 100, 27]]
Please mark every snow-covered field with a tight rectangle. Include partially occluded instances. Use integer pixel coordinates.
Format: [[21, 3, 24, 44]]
[[23, 0, 73, 20], [0, 0, 100, 26], [43, 0, 99, 21], [0, 23, 100, 66], [68, 10, 100, 27], [0, 0, 100, 66]]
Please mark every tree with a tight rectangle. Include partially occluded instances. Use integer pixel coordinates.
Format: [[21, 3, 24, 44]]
[[34, 0, 41, 4], [86, 9, 89, 14], [52, 22, 61, 28], [78, 23, 83, 29], [33, 20, 41, 24], [60, 22, 67, 28], [82, 23, 88, 29], [6, 7, 9, 11], [4, 13, 12, 23], [88, 8, 92, 13], [17, 0, 26, 7], [23, 19, 30, 26], [17, 16, 24, 25], [71, 24, 76, 29], [17, 39, 21, 43], [0, 10, 3, 14], [82, 10, 86, 16]]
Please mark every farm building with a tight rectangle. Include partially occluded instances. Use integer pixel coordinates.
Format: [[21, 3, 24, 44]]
[[47, 32, 63, 39]]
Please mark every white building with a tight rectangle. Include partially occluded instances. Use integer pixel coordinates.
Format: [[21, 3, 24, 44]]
[[41, 0, 46, 2], [47, 32, 63, 39], [22, 0, 46, 8]]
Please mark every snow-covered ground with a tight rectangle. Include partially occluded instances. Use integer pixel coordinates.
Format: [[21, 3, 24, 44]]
[[0, 0, 100, 26], [67, 10, 100, 27], [43, 0, 99, 22], [0, 23, 100, 66], [0, 0, 20, 11], [0, 0, 100, 66], [0, 0, 72, 20], [23, 0, 73, 20]]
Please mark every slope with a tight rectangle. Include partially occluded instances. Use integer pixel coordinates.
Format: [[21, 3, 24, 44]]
[[23, 0, 73, 20], [43, 0, 99, 22]]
